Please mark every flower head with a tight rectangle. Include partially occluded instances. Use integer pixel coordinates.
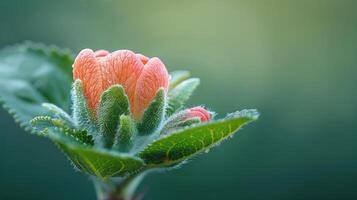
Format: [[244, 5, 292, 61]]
[[73, 49, 170, 120]]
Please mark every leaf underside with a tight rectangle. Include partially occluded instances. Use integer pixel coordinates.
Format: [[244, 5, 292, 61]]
[[138, 109, 259, 167], [0, 42, 73, 132]]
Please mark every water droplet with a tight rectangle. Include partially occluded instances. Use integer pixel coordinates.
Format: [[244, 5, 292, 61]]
[[204, 149, 210, 153]]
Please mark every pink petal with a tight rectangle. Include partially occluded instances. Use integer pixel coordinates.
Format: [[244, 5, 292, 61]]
[[73, 49, 104, 112], [188, 107, 211, 122], [133, 57, 169, 120], [104, 50, 144, 112]]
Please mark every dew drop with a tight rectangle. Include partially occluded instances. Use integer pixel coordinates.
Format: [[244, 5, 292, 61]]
[[204, 149, 210, 153]]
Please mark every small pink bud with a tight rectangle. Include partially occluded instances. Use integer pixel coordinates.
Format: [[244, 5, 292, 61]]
[[73, 49, 169, 120], [187, 106, 211, 122]]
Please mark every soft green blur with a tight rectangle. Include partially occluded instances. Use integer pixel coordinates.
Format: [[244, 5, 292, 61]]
[[1, 0, 356, 199]]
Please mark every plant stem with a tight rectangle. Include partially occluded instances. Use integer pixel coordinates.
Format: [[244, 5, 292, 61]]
[[93, 172, 146, 200]]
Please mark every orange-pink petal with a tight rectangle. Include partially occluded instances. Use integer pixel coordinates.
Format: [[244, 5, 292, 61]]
[[73, 49, 145, 114], [133, 57, 169, 120], [136, 53, 149, 65], [104, 50, 144, 111], [73, 49, 104, 112]]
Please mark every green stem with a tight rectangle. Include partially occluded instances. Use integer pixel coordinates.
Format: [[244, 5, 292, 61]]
[[93, 172, 146, 200]]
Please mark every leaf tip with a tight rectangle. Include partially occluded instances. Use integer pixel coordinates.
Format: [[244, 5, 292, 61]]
[[226, 109, 260, 121]]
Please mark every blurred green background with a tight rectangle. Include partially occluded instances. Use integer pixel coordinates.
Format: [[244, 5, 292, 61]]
[[1, 0, 356, 199]]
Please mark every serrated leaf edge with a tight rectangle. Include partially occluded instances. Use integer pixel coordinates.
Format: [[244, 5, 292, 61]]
[[138, 109, 259, 167]]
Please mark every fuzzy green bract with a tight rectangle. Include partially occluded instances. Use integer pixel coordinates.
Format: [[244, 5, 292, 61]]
[[98, 85, 130, 148], [0, 42, 259, 181], [137, 89, 166, 135], [113, 115, 135, 152], [72, 80, 94, 131]]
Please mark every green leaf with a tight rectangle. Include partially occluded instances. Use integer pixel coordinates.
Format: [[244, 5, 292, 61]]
[[138, 109, 259, 166], [57, 143, 144, 179], [30, 115, 68, 133], [31, 116, 93, 145], [167, 78, 200, 116], [169, 70, 190, 90], [113, 115, 135, 152], [137, 89, 166, 135], [45, 127, 142, 179], [0, 42, 73, 132], [98, 85, 130, 148]]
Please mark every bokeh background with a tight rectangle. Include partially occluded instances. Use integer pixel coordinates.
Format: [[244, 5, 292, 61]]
[[1, 0, 356, 199]]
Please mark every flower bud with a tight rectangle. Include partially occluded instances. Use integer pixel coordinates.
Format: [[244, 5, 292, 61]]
[[187, 106, 211, 122], [73, 49, 170, 120], [161, 106, 211, 135]]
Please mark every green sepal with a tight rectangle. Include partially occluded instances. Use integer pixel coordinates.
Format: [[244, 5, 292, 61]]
[[167, 78, 200, 116], [113, 115, 135, 152], [71, 80, 97, 132], [57, 142, 144, 180], [169, 70, 190, 90], [137, 89, 166, 135], [138, 109, 259, 167], [98, 85, 130, 148]]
